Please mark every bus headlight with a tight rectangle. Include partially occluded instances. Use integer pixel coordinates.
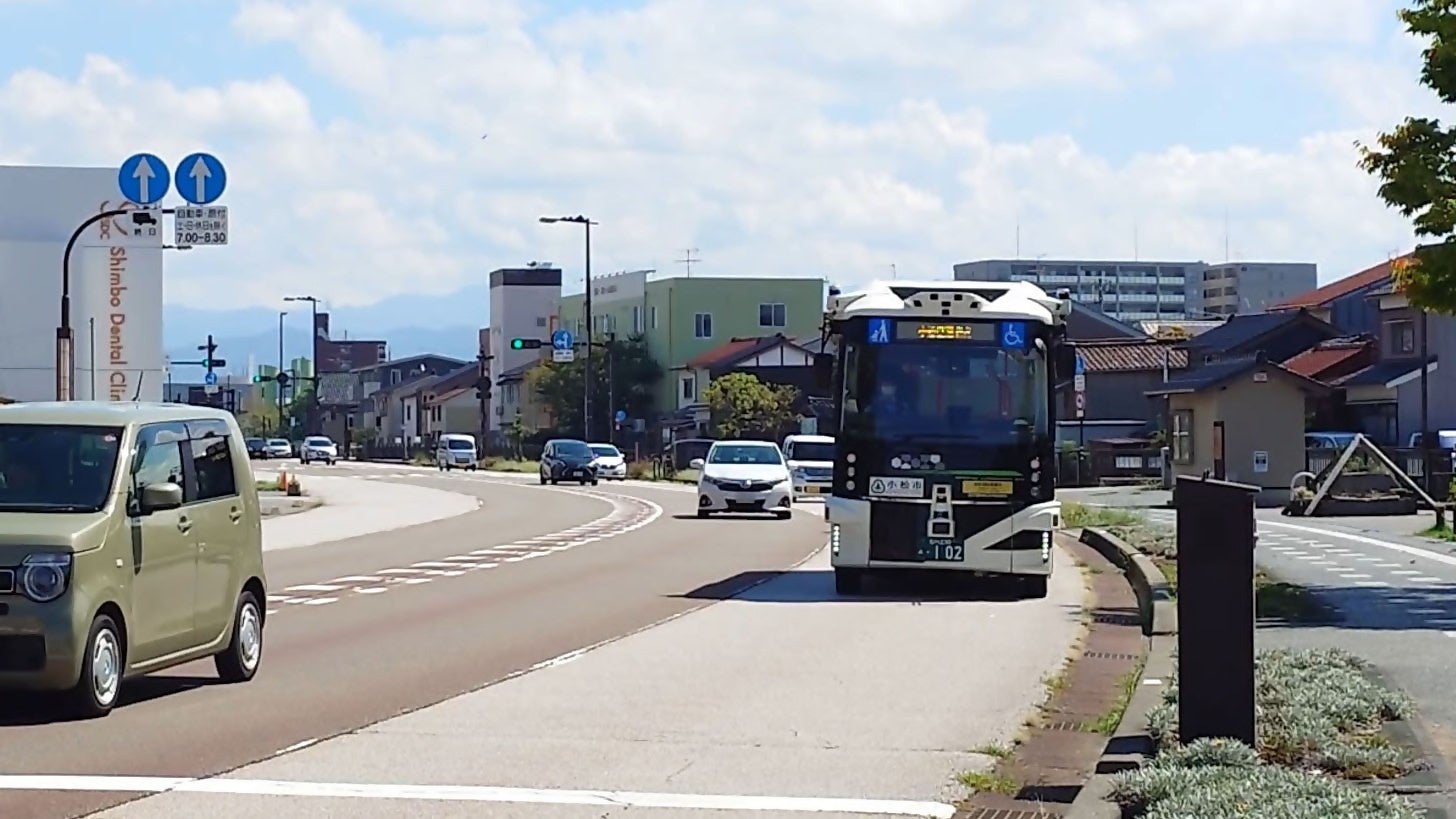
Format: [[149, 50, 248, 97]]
[[830, 524, 841, 554]]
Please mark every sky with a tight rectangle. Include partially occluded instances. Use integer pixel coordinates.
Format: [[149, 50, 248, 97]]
[[0, 0, 1442, 313]]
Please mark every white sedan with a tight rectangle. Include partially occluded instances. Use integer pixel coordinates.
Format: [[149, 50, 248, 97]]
[[691, 440, 793, 519], [588, 443, 627, 480], [300, 435, 338, 465]]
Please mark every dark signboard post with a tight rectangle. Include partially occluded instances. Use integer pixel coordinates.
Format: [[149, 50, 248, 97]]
[[1175, 474, 1257, 745]]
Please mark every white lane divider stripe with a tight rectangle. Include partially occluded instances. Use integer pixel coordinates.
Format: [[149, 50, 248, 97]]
[[1262, 519, 1456, 568], [0, 776, 957, 817], [1413, 576, 1443, 583], [284, 584, 344, 593]]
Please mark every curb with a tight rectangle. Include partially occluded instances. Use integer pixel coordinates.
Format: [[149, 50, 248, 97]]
[[1079, 527, 1177, 637], [1060, 527, 1179, 819], [1064, 634, 1174, 819]]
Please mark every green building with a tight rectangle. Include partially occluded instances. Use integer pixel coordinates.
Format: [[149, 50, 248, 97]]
[[557, 272, 826, 414]]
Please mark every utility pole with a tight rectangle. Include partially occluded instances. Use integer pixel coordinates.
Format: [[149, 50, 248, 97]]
[[606, 332, 616, 445], [277, 311, 287, 436], [475, 348, 492, 449]]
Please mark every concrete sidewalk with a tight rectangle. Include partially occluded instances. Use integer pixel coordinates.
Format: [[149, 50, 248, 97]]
[[93, 546, 1085, 818], [257, 473, 481, 552]]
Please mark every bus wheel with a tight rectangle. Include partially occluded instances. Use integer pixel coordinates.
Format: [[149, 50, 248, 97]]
[[834, 568, 863, 596], [1020, 575, 1048, 599]]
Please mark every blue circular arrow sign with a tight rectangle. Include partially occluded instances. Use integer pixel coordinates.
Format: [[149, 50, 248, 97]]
[[175, 152, 227, 205], [551, 329, 574, 350], [118, 153, 170, 206]]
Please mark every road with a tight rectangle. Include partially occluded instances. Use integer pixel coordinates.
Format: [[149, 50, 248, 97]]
[[0, 463, 1087, 819], [1065, 486, 1456, 778], [0, 468, 822, 818]]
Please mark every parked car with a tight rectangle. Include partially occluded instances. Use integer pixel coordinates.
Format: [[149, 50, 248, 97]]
[[539, 438, 599, 486], [782, 433, 835, 499], [245, 437, 268, 459], [588, 443, 627, 480], [263, 438, 292, 459], [0, 401, 267, 718], [692, 440, 793, 519], [435, 433, 478, 471], [300, 435, 338, 465]]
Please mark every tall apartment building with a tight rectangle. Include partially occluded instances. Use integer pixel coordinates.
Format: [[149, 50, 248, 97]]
[[954, 259, 1200, 322], [557, 271, 825, 413], [1198, 262, 1317, 316], [954, 258, 1318, 322], [488, 265, 562, 434]]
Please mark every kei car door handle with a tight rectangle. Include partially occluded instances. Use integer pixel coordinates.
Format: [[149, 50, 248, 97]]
[[229, 508, 242, 523], [177, 516, 192, 534]]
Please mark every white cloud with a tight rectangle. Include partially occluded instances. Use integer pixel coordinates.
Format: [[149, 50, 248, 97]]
[[0, 0, 1431, 312]]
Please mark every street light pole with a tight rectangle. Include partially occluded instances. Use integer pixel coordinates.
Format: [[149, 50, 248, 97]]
[[285, 295, 321, 433], [277, 310, 288, 436], [57, 208, 170, 400], [540, 215, 598, 439]]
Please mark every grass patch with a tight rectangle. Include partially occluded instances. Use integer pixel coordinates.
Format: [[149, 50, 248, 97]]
[[955, 770, 1019, 795], [1117, 649, 1424, 817], [480, 457, 536, 473], [1255, 570, 1329, 621], [971, 742, 1013, 760], [1062, 502, 1143, 529], [1086, 663, 1144, 736], [1418, 522, 1456, 542]]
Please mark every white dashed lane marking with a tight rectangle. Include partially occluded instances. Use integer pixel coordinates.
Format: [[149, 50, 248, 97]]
[[265, 482, 662, 613]]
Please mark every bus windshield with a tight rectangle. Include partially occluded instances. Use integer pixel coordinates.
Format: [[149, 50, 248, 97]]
[[841, 340, 1048, 443]]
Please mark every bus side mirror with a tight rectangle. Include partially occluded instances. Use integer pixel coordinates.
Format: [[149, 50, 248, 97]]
[[1056, 344, 1077, 380], [813, 353, 834, 390]]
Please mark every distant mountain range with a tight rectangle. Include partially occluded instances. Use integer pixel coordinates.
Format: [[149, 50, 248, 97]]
[[163, 281, 490, 381]]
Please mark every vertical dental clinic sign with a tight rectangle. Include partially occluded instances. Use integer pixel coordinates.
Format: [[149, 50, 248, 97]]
[[0, 166, 164, 401], [98, 151, 227, 402]]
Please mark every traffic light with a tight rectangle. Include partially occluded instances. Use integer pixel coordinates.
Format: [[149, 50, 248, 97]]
[[510, 338, 542, 350], [276, 372, 291, 389], [475, 375, 491, 402], [252, 373, 275, 384], [199, 334, 225, 371]]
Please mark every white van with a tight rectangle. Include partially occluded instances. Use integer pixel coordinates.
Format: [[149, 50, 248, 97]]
[[435, 433, 478, 471], [782, 433, 835, 499]]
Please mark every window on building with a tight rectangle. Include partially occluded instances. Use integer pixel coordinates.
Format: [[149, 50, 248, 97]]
[[1386, 319, 1415, 355], [1171, 409, 1194, 464], [536, 316, 547, 327], [758, 303, 787, 328], [632, 306, 642, 334], [682, 375, 696, 401], [650, 305, 659, 329], [694, 312, 713, 339]]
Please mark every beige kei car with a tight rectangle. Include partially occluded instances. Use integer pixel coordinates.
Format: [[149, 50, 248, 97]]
[[0, 402, 267, 717]]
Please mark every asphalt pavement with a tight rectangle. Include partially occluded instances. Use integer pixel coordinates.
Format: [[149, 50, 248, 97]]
[[0, 462, 1091, 819]]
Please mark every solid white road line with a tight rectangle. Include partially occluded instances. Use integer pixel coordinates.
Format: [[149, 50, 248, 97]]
[[0, 776, 957, 817]]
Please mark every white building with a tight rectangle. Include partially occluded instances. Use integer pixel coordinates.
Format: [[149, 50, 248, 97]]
[[0, 165, 165, 402], [487, 265, 562, 434]]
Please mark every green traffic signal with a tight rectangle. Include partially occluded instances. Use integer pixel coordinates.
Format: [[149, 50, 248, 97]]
[[511, 338, 525, 350]]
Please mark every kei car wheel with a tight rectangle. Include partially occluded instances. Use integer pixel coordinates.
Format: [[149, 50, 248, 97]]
[[69, 614, 124, 719], [215, 590, 263, 683]]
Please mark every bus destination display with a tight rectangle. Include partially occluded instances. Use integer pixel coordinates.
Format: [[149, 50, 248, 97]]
[[894, 321, 997, 342]]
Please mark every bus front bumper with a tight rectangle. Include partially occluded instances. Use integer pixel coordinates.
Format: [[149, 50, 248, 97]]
[[827, 497, 1061, 575]]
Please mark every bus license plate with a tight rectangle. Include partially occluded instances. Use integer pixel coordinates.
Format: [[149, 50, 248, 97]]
[[802, 485, 820, 494], [919, 539, 964, 561], [962, 479, 1013, 497]]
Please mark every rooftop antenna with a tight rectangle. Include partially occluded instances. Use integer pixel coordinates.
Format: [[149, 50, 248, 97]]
[[677, 248, 701, 277], [1134, 225, 1139, 261], [890, 263, 898, 280], [1015, 221, 1021, 259], [1223, 207, 1230, 263], [131, 370, 145, 402]]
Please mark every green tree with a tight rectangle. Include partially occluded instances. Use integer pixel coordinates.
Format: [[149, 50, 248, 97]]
[[528, 334, 664, 435], [702, 372, 799, 439], [1359, 1, 1456, 311]]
